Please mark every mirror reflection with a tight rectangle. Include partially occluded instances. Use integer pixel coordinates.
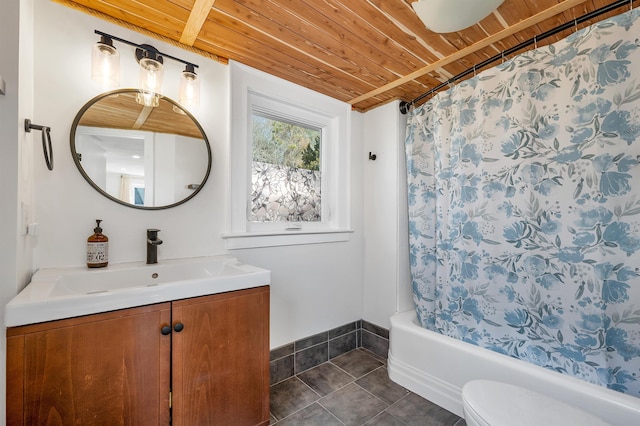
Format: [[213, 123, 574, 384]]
[[71, 89, 211, 209]]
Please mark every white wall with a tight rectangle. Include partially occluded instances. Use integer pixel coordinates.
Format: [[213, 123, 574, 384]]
[[0, 0, 36, 419], [24, 1, 364, 350], [0, 2, 20, 419], [0, 1, 418, 415], [362, 101, 412, 329]]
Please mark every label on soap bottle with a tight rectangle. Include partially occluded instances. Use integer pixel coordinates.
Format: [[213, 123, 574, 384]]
[[87, 242, 109, 265]]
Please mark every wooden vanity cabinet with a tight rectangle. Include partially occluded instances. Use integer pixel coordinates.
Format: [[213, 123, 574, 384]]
[[7, 302, 172, 425], [7, 286, 270, 426], [171, 286, 270, 425]]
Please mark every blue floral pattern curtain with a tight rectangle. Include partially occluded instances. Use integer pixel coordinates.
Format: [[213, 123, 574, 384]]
[[405, 8, 640, 396]]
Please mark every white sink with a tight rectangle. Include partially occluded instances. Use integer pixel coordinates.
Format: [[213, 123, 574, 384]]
[[5, 256, 271, 327]]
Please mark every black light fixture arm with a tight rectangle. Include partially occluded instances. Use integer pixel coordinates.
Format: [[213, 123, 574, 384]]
[[94, 30, 199, 70], [399, 0, 636, 114]]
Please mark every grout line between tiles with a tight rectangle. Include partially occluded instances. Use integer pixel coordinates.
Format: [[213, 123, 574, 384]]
[[327, 360, 358, 380], [272, 351, 463, 426], [377, 410, 410, 426], [272, 348, 411, 425], [273, 400, 316, 424], [269, 375, 295, 387], [353, 381, 392, 408], [315, 382, 392, 426], [314, 399, 348, 426], [270, 353, 292, 363], [270, 378, 321, 423], [296, 375, 322, 399]]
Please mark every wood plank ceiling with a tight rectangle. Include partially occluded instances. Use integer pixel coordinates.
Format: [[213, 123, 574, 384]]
[[54, 0, 634, 112]]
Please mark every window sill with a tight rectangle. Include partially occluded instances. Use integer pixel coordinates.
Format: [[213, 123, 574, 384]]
[[222, 229, 353, 249]]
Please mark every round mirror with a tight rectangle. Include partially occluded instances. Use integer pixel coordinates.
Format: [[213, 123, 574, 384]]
[[70, 89, 211, 209]]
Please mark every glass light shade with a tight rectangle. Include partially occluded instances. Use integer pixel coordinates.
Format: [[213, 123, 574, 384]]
[[136, 91, 160, 108], [412, 0, 504, 33], [137, 57, 163, 107], [91, 40, 120, 90], [179, 67, 200, 111]]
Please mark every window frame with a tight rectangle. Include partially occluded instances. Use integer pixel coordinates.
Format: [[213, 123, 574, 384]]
[[226, 61, 352, 249], [248, 92, 326, 230]]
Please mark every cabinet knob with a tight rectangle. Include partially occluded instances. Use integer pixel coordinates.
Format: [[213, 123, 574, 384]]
[[161, 325, 172, 335], [174, 322, 184, 332]]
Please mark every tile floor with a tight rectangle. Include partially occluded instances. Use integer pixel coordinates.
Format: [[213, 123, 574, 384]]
[[270, 348, 466, 426]]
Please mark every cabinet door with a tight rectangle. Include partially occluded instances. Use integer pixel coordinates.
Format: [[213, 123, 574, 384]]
[[7, 303, 172, 425], [171, 286, 270, 426]]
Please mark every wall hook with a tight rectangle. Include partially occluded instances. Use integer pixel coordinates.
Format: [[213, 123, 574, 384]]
[[368, 152, 377, 161], [25, 119, 53, 170]]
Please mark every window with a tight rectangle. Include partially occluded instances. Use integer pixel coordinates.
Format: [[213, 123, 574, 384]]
[[226, 61, 352, 248], [250, 111, 322, 223]]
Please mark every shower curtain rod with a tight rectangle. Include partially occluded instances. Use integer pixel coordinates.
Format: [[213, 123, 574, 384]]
[[399, 0, 636, 114]]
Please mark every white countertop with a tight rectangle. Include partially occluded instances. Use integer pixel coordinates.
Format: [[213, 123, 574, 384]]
[[5, 256, 271, 327]]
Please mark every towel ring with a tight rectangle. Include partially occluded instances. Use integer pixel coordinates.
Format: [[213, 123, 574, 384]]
[[25, 119, 53, 171]]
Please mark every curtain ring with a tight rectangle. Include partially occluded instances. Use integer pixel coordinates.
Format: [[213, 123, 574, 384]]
[[534, 35, 538, 50], [574, 18, 578, 32], [473, 65, 477, 77], [501, 51, 505, 63]]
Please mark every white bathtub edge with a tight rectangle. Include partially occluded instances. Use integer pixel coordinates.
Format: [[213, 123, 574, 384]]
[[388, 309, 640, 426], [388, 351, 464, 417]]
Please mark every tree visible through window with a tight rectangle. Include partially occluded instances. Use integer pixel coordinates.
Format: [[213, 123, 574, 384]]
[[250, 113, 322, 222]]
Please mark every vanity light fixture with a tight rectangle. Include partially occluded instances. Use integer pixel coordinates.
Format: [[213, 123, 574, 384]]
[[179, 64, 200, 112], [91, 34, 120, 90], [135, 44, 164, 108], [412, 0, 504, 33], [91, 30, 200, 111]]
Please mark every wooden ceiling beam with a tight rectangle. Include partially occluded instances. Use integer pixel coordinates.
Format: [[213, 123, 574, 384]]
[[179, 0, 217, 46], [348, 0, 589, 106], [52, 0, 227, 63]]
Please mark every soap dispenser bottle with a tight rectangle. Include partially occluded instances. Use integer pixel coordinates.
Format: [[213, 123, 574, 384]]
[[87, 219, 109, 268]]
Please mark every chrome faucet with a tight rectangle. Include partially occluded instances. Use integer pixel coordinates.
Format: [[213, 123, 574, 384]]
[[146, 229, 163, 264]]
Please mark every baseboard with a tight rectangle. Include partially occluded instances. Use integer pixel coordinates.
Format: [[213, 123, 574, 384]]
[[387, 352, 464, 417], [270, 319, 389, 385]]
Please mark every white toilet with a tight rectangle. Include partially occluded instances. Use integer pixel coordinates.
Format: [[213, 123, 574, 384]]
[[462, 380, 611, 426]]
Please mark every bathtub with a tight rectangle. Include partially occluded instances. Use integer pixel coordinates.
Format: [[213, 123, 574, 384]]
[[388, 310, 640, 425]]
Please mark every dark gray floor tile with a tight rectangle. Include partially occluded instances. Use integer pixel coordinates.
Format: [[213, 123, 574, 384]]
[[329, 321, 357, 339], [331, 349, 383, 379], [361, 331, 389, 359], [295, 343, 329, 374], [298, 362, 354, 396], [362, 320, 389, 339], [271, 354, 294, 385], [270, 412, 278, 425], [453, 419, 467, 426], [365, 411, 408, 426], [276, 403, 344, 426], [295, 331, 328, 350], [270, 377, 320, 420], [320, 383, 388, 426], [355, 367, 409, 405], [386, 393, 461, 426], [329, 330, 357, 359], [359, 348, 387, 365], [271, 343, 294, 361]]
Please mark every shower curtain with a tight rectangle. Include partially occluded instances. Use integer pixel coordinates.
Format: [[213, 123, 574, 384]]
[[405, 8, 640, 396]]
